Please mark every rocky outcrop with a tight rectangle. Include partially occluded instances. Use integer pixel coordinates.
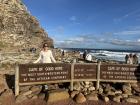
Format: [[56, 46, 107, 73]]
[[0, 0, 53, 52]]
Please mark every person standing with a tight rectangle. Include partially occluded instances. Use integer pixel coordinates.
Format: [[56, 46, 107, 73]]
[[34, 43, 56, 63], [133, 54, 139, 64], [83, 50, 87, 60], [125, 54, 129, 64], [127, 54, 133, 64], [85, 52, 93, 63]]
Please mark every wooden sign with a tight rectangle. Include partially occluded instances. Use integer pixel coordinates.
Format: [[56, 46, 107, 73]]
[[100, 64, 140, 81], [19, 63, 71, 85], [74, 63, 97, 80], [15, 62, 140, 96]]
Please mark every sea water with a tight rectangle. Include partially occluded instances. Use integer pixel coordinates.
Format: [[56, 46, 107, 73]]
[[62, 48, 140, 62]]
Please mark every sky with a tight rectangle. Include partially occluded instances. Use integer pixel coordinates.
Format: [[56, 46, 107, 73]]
[[23, 0, 140, 50]]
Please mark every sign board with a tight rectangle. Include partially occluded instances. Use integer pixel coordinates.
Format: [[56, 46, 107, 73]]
[[15, 62, 140, 96], [19, 63, 71, 84], [100, 64, 140, 81], [74, 63, 97, 80]]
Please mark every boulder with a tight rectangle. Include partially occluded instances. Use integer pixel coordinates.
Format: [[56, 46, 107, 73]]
[[20, 90, 32, 96], [100, 94, 109, 102], [98, 87, 103, 94], [86, 94, 98, 101], [115, 90, 122, 95], [106, 91, 115, 96], [20, 86, 31, 92], [88, 86, 95, 91], [70, 91, 79, 98], [16, 94, 28, 103], [125, 98, 138, 103], [73, 82, 81, 91], [30, 85, 42, 95], [122, 83, 132, 94], [0, 89, 15, 105], [122, 93, 128, 98], [46, 90, 69, 103], [75, 93, 86, 103], [113, 95, 122, 103]]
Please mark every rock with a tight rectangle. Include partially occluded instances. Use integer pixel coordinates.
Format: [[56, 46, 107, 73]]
[[84, 81, 90, 85], [27, 94, 34, 98], [0, 89, 15, 105], [86, 94, 98, 101], [129, 96, 140, 102], [20, 86, 31, 92], [90, 91, 98, 94], [0, 74, 9, 93], [122, 93, 128, 98], [16, 94, 28, 103], [131, 83, 138, 88], [88, 86, 95, 91], [47, 84, 59, 90], [46, 90, 69, 103], [20, 90, 32, 96], [113, 95, 122, 103], [98, 87, 103, 94], [0, 0, 53, 52], [100, 94, 109, 102], [30, 85, 42, 94], [115, 90, 122, 95], [106, 91, 115, 96], [38, 93, 45, 100], [122, 83, 132, 94], [73, 82, 81, 91], [85, 84, 90, 88], [70, 91, 79, 98], [31, 95, 38, 99], [132, 86, 140, 93], [82, 87, 88, 92], [125, 98, 138, 103], [75, 93, 86, 103]]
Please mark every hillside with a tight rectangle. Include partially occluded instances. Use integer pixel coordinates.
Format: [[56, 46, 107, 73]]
[[0, 0, 53, 52]]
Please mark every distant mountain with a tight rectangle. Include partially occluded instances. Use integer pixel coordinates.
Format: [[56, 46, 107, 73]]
[[0, 0, 53, 52]]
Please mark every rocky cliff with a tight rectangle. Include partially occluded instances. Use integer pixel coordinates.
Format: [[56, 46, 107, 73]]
[[0, 0, 53, 52]]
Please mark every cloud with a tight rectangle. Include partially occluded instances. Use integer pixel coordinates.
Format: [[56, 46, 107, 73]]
[[70, 16, 76, 21], [55, 34, 96, 48], [114, 30, 140, 35], [114, 9, 140, 22], [69, 16, 80, 25], [54, 32, 140, 49], [110, 39, 140, 46]]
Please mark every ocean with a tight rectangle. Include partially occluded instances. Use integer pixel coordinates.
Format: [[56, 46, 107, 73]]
[[61, 48, 140, 62]]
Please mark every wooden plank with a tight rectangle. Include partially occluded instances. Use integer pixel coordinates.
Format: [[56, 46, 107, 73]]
[[19, 80, 71, 86], [100, 79, 138, 83], [96, 61, 101, 90], [74, 63, 97, 79], [100, 64, 140, 80], [73, 79, 97, 81], [15, 65, 19, 96], [70, 63, 74, 91], [19, 63, 71, 83]]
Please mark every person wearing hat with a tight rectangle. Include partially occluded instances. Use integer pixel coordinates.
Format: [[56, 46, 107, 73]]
[[34, 43, 56, 63]]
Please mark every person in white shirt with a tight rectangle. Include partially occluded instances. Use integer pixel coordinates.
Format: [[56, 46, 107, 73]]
[[85, 53, 92, 63], [34, 43, 56, 63]]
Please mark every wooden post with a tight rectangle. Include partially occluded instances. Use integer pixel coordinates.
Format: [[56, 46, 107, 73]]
[[15, 65, 19, 96], [70, 63, 74, 91], [96, 61, 101, 90]]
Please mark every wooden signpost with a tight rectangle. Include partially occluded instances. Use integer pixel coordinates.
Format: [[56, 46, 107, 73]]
[[15, 62, 140, 96], [100, 64, 140, 82]]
